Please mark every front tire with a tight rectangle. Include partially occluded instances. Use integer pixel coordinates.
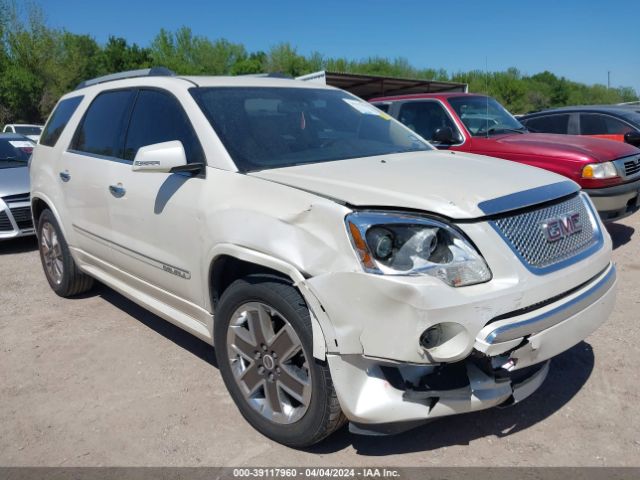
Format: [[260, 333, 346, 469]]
[[214, 275, 345, 447], [37, 209, 94, 297]]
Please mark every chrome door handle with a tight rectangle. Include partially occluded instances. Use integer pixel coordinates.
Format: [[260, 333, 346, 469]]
[[59, 171, 71, 182], [108, 184, 126, 198]]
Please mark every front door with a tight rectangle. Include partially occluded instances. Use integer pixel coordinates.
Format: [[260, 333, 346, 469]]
[[106, 88, 207, 309]]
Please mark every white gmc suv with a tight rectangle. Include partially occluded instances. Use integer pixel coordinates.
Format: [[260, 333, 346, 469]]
[[30, 68, 616, 447]]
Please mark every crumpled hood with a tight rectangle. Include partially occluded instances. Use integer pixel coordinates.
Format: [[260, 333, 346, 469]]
[[249, 150, 574, 219], [0, 166, 30, 199], [474, 132, 638, 162]]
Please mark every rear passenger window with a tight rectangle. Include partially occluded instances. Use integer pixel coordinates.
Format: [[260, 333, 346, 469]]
[[71, 90, 134, 158], [523, 114, 570, 134], [124, 90, 205, 164], [580, 114, 634, 135], [40, 96, 84, 147]]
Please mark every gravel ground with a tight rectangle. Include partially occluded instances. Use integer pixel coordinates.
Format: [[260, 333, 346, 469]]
[[1, 215, 639, 467]]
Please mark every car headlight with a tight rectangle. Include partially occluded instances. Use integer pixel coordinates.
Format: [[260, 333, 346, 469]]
[[346, 212, 492, 287], [582, 162, 618, 179]]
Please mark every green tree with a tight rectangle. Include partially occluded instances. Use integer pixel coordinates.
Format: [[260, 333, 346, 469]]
[[150, 27, 246, 75], [100, 36, 151, 74]]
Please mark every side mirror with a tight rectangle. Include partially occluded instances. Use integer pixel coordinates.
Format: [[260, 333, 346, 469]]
[[132, 140, 199, 174], [432, 126, 460, 145], [624, 131, 640, 147]]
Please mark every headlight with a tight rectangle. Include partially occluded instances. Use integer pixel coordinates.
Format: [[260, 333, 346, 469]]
[[582, 162, 618, 179], [346, 212, 492, 287]]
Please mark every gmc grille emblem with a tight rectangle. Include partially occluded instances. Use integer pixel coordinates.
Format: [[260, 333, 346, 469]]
[[542, 212, 582, 242]]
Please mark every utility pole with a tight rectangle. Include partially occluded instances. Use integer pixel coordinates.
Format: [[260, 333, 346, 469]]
[[607, 71, 611, 89]]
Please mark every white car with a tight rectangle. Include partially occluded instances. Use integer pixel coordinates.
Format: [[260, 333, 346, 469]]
[[29, 69, 616, 447], [2, 124, 44, 142]]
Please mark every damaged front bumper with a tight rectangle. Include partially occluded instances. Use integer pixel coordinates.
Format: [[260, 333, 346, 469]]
[[329, 354, 550, 436], [323, 263, 616, 434]]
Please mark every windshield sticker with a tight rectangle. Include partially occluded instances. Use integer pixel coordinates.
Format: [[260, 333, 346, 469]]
[[343, 99, 389, 118], [9, 141, 34, 149]]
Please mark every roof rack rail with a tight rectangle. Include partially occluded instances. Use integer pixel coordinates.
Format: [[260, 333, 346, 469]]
[[75, 67, 176, 91]]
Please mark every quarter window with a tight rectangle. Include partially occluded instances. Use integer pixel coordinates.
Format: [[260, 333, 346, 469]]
[[71, 90, 134, 158], [124, 90, 205, 164], [41, 96, 84, 147]]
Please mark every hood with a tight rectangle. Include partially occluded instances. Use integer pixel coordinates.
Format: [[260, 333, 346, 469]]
[[0, 165, 30, 198], [472, 132, 639, 163], [249, 150, 575, 219]]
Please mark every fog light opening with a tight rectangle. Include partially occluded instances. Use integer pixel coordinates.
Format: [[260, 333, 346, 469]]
[[419, 322, 471, 361], [420, 325, 442, 349]]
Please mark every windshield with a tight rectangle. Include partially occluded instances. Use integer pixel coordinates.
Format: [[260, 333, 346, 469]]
[[448, 96, 526, 136], [191, 87, 431, 171], [13, 126, 42, 135], [0, 139, 33, 169]]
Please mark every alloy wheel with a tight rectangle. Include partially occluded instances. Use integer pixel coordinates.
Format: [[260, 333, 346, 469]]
[[226, 302, 312, 424], [40, 222, 63, 285]]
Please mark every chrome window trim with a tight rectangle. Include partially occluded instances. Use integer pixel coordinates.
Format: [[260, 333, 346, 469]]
[[66, 149, 132, 165]]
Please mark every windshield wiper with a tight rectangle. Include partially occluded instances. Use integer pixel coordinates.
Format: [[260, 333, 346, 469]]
[[487, 127, 527, 135]]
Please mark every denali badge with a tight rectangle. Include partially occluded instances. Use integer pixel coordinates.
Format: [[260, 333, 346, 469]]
[[541, 212, 582, 242]]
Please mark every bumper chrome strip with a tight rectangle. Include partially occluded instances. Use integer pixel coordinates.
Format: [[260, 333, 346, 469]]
[[484, 264, 616, 343]]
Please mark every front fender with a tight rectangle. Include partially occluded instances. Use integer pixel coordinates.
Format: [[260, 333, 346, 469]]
[[203, 243, 340, 360]]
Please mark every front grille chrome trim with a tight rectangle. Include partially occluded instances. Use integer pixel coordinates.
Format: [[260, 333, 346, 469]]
[[489, 192, 604, 275]]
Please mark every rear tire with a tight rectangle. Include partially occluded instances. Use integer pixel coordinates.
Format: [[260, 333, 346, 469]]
[[37, 209, 94, 297], [214, 274, 345, 447]]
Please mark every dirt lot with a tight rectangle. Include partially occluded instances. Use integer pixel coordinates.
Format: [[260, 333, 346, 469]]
[[1, 215, 639, 468]]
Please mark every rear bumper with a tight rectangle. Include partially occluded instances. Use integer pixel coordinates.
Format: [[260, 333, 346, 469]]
[[585, 178, 640, 222], [327, 264, 616, 434]]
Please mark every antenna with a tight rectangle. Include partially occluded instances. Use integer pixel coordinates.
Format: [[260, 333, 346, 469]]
[[485, 57, 489, 138]]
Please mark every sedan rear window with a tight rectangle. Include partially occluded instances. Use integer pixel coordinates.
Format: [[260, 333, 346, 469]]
[[191, 87, 430, 171]]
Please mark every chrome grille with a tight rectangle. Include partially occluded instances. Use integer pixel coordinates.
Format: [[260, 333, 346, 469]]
[[624, 157, 640, 177], [492, 194, 599, 270]]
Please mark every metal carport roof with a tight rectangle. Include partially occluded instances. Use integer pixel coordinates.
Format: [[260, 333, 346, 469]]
[[296, 70, 468, 99]]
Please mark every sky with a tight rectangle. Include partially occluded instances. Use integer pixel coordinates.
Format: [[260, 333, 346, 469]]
[[40, 0, 640, 94]]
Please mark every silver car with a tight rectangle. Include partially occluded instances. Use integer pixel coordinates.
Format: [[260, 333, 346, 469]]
[[0, 133, 35, 239]]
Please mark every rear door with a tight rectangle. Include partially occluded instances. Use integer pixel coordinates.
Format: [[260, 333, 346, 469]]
[[106, 88, 207, 308], [60, 89, 135, 265]]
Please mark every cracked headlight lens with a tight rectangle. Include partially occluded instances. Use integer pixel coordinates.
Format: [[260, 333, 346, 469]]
[[346, 211, 492, 287]]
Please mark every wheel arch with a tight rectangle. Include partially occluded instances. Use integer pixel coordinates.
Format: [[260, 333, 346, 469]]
[[30, 193, 70, 241], [206, 244, 338, 359]]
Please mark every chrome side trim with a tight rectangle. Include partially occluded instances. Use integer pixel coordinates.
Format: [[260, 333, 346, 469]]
[[72, 224, 191, 279], [484, 263, 616, 343], [478, 181, 579, 216]]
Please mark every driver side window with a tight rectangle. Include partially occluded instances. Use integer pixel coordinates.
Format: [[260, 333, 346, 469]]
[[398, 101, 458, 143], [124, 89, 205, 164]]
